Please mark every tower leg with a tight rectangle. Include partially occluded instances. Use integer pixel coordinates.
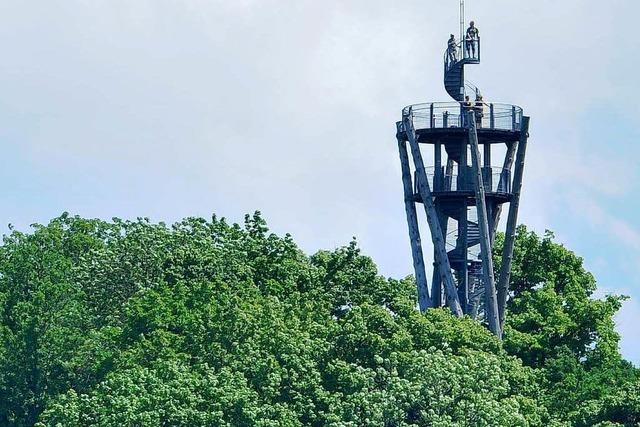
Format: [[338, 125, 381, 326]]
[[458, 135, 469, 314], [432, 143, 445, 308], [491, 141, 518, 241], [467, 112, 501, 337], [431, 266, 442, 308], [497, 117, 531, 328], [397, 123, 431, 311], [431, 205, 448, 308], [402, 115, 463, 317], [458, 205, 469, 313]]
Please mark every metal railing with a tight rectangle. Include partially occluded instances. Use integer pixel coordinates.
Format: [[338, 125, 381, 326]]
[[415, 165, 512, 194], [403, 102, 523, 132], [444, 37, 481, 71]]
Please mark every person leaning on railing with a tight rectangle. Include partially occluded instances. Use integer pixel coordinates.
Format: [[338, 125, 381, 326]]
[[474, 93, 489, 128], [447, 34, 457, 63]]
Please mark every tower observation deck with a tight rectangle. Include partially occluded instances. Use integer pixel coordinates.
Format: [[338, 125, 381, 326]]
[[395, 23, 531, 338]]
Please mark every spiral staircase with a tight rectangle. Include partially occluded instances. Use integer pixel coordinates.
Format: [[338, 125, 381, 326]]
[[444, 38, 481, 101], [442, 37, 485, 316]]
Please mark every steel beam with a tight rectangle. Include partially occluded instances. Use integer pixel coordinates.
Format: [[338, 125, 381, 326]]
[[458, 205, 469, 313], [402, 114, 463, 317], [490, 141, 518, 241], [497, 117, 531, 328], [431, 205, 447, 308], [396, 122, 431, 311], [445, 158, 454, 191], [434, 141, 442, 190], [467, 112, 501, 337], [433, 156, 454, 308], [459, 136, 469, 313]]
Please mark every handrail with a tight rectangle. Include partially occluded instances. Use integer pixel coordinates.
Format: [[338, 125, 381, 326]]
[[444, 37, 481, 71], [465, 81, 479, 99], [402, 102, 523, 132], [415, 165, 513, 195]]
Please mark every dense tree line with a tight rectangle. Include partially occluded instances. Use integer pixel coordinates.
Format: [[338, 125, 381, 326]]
[[0, 212, 637, 426]]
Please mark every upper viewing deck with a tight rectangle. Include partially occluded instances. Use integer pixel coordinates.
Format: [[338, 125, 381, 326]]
[[402, 102, 524, 143]]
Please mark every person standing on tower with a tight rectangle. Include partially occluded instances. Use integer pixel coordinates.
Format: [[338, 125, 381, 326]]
[[447, 34, 458, 64], [462, 95, 473, 127], [466, 21, 479, 59], [474, 92, 487, 128]]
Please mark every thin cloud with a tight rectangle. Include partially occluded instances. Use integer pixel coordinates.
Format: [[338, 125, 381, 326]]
[[0, 0, 638, 362]]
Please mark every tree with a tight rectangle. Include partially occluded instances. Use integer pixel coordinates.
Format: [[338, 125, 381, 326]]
[[494, 226, 638, 424], [0, 214, 635, 426]]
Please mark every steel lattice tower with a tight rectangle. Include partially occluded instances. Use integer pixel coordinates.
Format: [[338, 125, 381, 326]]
[[395, 28, 530, 338]]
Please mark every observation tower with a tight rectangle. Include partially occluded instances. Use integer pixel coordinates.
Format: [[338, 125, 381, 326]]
[[395, 11, 530, 338]]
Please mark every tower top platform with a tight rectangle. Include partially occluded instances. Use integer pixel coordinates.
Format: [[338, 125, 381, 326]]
[[402, 102, 524, 144]]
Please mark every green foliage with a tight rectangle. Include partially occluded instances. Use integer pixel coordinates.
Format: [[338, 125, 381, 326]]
[[494, 226, 638, 424], [0, 214, 635, 426], [495, 227, 625, 368]]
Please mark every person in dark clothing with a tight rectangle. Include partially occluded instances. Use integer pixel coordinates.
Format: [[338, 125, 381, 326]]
[[463, 95, 473, 109], [462, 95, 473, 127], [447, 34, 457, 63], [474, 93, 486, 128], [466, 21, 479, 58]]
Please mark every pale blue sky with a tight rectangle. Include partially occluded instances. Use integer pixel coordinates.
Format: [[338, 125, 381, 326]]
[[0, 0, 638, 364]]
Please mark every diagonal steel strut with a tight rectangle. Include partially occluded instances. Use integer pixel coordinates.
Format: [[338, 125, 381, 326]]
[[402, 113, 463, 317], [396, 122, 431, 311], [467, 112, 501, 337], [497, 117, 531, 328]]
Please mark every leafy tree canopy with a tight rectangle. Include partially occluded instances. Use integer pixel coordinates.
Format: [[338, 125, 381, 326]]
[[0, 213, 635, 426]]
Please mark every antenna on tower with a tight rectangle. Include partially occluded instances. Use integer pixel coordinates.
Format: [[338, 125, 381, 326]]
[[460, 0, 465, 44]]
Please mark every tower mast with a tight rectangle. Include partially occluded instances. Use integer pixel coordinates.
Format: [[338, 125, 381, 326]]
[[460, 0, 465, 44]]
